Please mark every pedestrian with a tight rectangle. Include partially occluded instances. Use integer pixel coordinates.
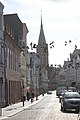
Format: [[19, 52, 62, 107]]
[[26, 91, 30, 101], [22, 96, 25, 106], [32, 91, 34, 98], [36, 92, 38, 100], [31, 91, 34, 103]]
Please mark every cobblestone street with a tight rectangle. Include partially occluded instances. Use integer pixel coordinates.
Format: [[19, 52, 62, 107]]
[[45, 100, 78, 120], [3, 91, 78, 120]]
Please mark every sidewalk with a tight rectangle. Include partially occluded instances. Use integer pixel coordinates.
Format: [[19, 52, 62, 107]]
[[0, 94, 47, 120]]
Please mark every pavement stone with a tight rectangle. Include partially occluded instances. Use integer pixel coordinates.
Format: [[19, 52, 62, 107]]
[[0, 94, 47, 120]]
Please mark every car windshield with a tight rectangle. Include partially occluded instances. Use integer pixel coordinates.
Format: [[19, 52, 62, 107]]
[[61, 92, 65, 96], [64, 93, 80, 98]]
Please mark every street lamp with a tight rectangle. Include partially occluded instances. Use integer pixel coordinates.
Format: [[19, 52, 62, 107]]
[[35, 65, 40, 100], [19, 62, 25, 107], [0, 77, 3, 116]]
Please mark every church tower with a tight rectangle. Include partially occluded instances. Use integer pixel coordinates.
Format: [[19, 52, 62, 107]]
[[37, 15, 49, 67]]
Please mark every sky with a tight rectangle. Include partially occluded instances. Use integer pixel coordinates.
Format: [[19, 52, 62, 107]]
[[1, 0, 80, 66]]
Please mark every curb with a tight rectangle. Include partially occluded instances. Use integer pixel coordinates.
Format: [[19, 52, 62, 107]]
[[0, 94, 47, 120]]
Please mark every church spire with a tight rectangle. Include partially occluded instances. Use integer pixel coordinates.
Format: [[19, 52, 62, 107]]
[[41, 13, 43, 30], [37, 12, 49, 67], [38, 12, 46, 45]]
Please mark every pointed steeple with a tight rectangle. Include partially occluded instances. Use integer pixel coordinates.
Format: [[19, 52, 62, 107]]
[[38, 13, 46, 45], [37, 13, 49, 67], [41, 14, 43, 30]]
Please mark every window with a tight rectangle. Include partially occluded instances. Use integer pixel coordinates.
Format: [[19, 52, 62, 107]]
[[12, 51, 13, 70], [10, 49, 11, 69], [0, 14, 2, 30], [14, 53, 16, 71], [7, 48, 10, 68], [0, 47, 2, 63], [5, 47, 7, 67]]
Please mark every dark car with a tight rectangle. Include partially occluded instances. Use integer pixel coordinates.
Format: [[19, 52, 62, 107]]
[[61, 91, 80, 112], [59, 90, 73, 103]]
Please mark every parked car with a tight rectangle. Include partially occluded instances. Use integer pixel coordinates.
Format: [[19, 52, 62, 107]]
[[59, 89, 74, 103], [61, 91, 80, 112], [47, 91, 52, 94], [56, 86, 67, 97]]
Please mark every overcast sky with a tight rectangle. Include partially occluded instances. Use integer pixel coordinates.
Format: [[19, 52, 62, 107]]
[[1, 0, 80, 66]]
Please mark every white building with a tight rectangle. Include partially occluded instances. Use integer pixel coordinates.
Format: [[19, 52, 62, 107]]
[[64, 49, 80, 90], [30, 52, 40, 96]]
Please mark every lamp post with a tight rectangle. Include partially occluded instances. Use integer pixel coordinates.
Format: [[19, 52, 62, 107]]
[[35, 68, 38, 100], [22, 84, 25, 106], [0, 77, 3, 116], [19, 62, 25, 107], [35, 65, 40, 100]]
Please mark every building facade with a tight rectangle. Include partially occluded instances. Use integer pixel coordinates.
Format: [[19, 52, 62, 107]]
[[64, 49, 80, 90], [4, 14, 26, 105], [20, 23, 29, 100], [0, 2, 5, 107]]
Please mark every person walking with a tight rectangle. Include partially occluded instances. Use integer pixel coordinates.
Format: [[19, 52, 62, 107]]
[[26, 91, 30, 101], [31, 91, 34, 103]]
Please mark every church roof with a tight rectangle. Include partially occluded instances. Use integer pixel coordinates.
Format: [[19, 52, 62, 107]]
[[38, 15, 46, 45]]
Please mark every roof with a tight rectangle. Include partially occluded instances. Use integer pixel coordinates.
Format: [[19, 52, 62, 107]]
[[70, 49, 80, 59], [0, 2, 4, 9], [4, 13, 23, 44]]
